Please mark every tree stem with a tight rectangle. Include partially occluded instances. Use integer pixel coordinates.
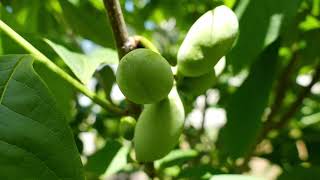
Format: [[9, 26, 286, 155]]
[[103, 0, 133, 58], [0, 19, 124, 115]]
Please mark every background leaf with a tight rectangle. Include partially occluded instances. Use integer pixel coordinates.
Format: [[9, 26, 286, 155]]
[[46, 39, 118, 84], [58, 0, 114, 47], [218, 41, 279, 158], [0, 55, 84, 179], [228, 0, 302, 72]]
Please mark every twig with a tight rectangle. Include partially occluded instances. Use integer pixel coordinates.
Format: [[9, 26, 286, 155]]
[[0, 19, 125, 115], [103, 0, 133, 58]]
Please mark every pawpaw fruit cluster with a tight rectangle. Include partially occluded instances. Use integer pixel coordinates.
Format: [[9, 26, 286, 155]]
[[115, 5, 238, 162], [177, 5, 239, 77], [116, 48, 173, 104], [116, 48, 184, 162]]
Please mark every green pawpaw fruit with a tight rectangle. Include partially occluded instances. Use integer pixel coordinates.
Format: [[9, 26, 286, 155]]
[[177, 5, 239, 77], [177, 70, 217, 96], [119, 116, 136, 140], [134, 88, 185, 162], [116, 48, 174, 104]]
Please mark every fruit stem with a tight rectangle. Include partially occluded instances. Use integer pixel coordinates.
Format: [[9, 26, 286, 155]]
[[0, 19, 125, 115], [144, 162, 157, 179]]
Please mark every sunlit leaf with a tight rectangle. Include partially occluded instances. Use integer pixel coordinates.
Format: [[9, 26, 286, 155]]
[[46, 39, 118, 84]]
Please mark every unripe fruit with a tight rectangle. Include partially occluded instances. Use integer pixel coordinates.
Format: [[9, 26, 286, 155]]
[[178, 70, 216, 96], [116, 49, 174, 104], [119, 116, 136, 140], [134, 88, 185, 162], [177, 5, 239, 77]]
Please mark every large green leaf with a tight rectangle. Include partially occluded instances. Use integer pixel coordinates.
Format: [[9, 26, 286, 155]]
[[0, 55, 84, 179], [228, 0, 302, 72], [218, 41, 279, 158], [46, 39, 118, 84]]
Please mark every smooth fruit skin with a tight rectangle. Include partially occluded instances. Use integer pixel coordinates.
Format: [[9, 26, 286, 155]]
[[178, 70, 217, 96], [116, 48, 174, 104], [119, 116, 136, 140], [134, 88, 185, 162], [177, 5, 239, 77]]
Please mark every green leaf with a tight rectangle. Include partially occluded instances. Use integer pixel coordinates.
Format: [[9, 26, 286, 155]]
[[85, 140, 129, 178], [279, 166, 320, 180], [228, 0, 302, 72], [155, 149, 198, 170], [210, 175, 266, 180], [0, 55, 84, 179], [45, 39, 118, 84], [218, 41, 279, 158], [58, 0, 114, 47], [33, 61, 75, 121]]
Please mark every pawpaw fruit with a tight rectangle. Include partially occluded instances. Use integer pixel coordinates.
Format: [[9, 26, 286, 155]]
[[177, 5, 239, 77], [116, 48, 174, 104], [134, 88, 185, 162], [177, 70, 216, 96], [119, 116, 136, 140]]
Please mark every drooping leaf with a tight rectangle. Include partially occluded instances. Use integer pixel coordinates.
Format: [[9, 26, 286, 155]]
[[96, 65, 116, 101], [0, 55, 84, 179], [46, 39, 118, 84], [218, 41, 279, 158], [228, 0, 302, 72], [278, 166, 320, 180]]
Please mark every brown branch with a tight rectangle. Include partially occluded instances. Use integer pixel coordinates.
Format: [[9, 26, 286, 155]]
[[103, 0, 134, 58]]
